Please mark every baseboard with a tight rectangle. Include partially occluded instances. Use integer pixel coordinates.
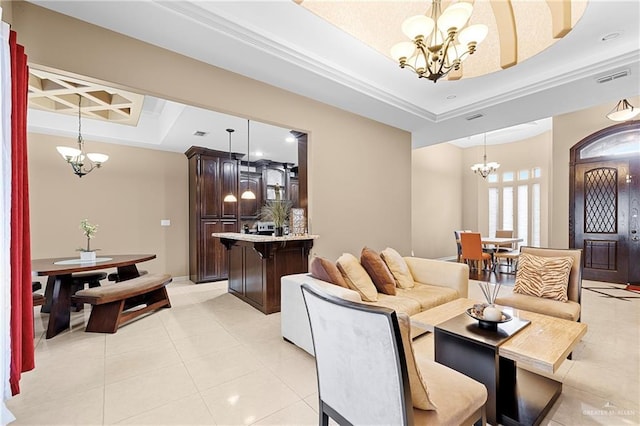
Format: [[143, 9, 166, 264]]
[[437, 255, 458, 262], [171, 275, 190, 282]]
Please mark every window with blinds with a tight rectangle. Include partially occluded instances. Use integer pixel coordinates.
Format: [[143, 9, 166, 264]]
[[488, 168, 541, 248]]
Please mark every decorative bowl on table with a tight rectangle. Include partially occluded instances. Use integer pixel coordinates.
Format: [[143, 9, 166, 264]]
[[466, 305, 512, 331]]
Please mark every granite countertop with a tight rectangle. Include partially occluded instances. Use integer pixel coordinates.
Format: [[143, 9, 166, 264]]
[[211, 232, 319, 243]]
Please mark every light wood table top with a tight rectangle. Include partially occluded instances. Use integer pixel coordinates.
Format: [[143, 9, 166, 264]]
[[411, 297, 587, 374], [499, 310, 587, 374]]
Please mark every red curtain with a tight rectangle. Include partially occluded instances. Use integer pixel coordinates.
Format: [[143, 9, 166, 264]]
[[9, 30, 33, 396]]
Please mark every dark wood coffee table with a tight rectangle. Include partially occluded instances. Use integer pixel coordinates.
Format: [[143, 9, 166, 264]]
[[432, 307, 587, 426]]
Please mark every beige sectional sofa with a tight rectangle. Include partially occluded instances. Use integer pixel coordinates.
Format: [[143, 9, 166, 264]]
[[281, 257, 470, 355]]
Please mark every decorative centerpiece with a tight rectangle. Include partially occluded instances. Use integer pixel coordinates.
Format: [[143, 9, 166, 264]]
[[77, 219, 100, 261], [466, 281, 511, 330], [260, 183, 292, 237]]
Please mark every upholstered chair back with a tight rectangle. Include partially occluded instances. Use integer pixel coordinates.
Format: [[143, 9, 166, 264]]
[[495, 230, 514, 238], [460, 232, 485, 261], [520, 246, 582, 303], [301, 283, 413, 426]]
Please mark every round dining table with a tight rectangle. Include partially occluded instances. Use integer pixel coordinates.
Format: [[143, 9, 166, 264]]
[[32, 254, 156, 339]]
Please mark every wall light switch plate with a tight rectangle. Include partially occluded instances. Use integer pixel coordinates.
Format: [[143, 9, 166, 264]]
[[161, 219, 171, 226]]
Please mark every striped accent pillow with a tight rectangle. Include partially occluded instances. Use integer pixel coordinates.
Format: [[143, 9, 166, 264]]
[[514, 253, 574, 302]]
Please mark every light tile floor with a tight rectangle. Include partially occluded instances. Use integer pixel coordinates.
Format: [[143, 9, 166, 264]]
[[6, 279, 639, 425]]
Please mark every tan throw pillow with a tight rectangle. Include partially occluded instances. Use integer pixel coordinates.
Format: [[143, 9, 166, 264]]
[[396, 313, 437, 410], [336, 253, 378, 302], [514, 253, 574, 302], [310, 257, 348, 288], [360, 247, 396, 295], [380, 248, 414, 288]]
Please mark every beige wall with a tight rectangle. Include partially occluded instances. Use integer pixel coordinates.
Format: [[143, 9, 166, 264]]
[[28, 133, 188, 276], [550, 95, 640, 249], [12, 2, 412, 269], [411, 143, 463, 259]]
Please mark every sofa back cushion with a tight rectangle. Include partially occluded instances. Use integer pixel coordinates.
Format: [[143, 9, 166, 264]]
[[337, 253, 378, 302], [514, 252, 574, 302], [381, 248, 414, 289], [310, 257, 348, 288], [360, 247, 396, 295]]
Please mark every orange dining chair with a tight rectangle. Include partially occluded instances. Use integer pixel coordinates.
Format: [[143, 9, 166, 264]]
[[460, 233, 492, 271]]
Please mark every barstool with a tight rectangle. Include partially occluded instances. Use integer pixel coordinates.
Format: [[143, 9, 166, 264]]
[[71, 272, 107, 311]]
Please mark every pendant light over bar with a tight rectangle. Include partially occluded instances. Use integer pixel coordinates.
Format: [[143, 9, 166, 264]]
[[241, 120, 256, 200], [223, 128, 237, 202]]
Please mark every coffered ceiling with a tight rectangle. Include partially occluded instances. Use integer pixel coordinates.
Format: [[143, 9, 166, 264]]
[[26, 0, 640, 149]]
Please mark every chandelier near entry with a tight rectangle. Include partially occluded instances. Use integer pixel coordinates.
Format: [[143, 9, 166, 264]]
[[606, 99, 640, 122], [391, 0, 488, 83], [56, 95, 109, 177], [471, 134, 500, 179]]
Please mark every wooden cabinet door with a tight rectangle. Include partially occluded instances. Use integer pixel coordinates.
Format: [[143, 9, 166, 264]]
[[289, 177, 299, 208], [265, 167, 286, 200], [200, 156, 220, 218], [216, 220, 237, 277], [200, 220, 219, 282], [244, 246, 264, 307], [227, 243, 244, 294], [200, 220, 237, 282], [220, 157, 238, 218]]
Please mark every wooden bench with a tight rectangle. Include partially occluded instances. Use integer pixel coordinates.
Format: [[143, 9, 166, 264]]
[[71, 273, 172, 333]]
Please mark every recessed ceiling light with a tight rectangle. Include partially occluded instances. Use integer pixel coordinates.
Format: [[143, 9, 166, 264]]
[[601, 32, 621, 42], [446, 95, 457, 99], [285, 136, 296, 143], [193, 131, 208, 137], [254, 151, 264, 157]]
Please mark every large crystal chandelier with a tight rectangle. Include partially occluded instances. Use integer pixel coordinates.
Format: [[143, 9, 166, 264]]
[[391, 0, 488, 83]]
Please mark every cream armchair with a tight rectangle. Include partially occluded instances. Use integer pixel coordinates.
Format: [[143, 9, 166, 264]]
[[301, 283, 486, 426], [495, 246, 583, 322]]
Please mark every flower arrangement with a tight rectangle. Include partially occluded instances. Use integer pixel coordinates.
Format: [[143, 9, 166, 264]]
[[77, 219, 99, 252]]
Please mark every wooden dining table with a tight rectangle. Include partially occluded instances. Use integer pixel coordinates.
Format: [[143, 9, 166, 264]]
[[32, 254, 156, 339], [479, 236, 523, 247]]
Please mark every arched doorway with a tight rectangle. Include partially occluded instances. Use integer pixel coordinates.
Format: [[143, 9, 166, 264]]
[[569, 121, 640, 285]]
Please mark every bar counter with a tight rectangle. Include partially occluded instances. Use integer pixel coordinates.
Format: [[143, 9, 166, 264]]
[[212, 232, 318, 314]]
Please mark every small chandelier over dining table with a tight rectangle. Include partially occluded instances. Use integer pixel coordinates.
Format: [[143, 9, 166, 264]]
[[390, 0, 488, 83], [471, 134, 500, 179], [56, 95, 109, 178]]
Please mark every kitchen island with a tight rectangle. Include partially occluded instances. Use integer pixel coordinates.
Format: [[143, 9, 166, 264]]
[[212, 233, 318, 314]]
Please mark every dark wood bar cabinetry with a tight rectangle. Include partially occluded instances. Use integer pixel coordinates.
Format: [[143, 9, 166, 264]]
[[214, 233, 318, 314], [186, 146, 243, 283]]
